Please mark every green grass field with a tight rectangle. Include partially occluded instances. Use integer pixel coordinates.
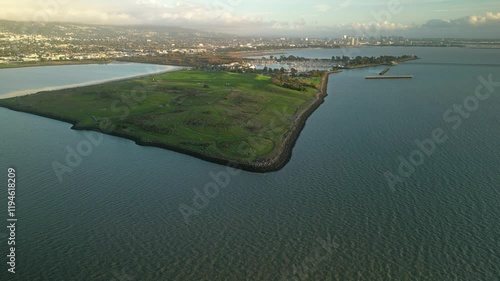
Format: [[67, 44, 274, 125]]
[[0, 70, 322, 166]]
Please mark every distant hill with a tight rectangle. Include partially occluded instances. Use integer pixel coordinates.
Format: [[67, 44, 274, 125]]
[[0, 20, 233, 39]]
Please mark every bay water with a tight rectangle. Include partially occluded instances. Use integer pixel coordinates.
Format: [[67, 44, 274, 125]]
[[0, 48, 499, 280]]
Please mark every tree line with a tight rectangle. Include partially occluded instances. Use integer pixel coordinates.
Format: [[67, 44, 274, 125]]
[[268, 54, 417, 66]]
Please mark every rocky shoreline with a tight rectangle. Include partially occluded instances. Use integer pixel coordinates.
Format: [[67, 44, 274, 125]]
[[240, 70, 336, 172], [102, 71, 336, 173]]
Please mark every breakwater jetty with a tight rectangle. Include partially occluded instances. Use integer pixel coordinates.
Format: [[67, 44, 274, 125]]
[[379, 68, 391, 75], [365, 75, 413, 79]]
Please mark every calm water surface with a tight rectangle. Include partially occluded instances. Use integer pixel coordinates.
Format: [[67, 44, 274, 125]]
[[0, 48, 499, 280], [0, 63, 183, 98]]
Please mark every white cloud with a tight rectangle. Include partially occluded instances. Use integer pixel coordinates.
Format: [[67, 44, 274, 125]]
[[314, 1, 351, 13], [351, 21, 409, 31], [0, 1, 499, 38], [270, 19, 307, 32], [136, 0, 162, 5], [62, 9, 133, 24], [334, 0, 352, 12], [314, 4, 331, 13], [467, 12, 500, 25], [422, 12, 500, 29]]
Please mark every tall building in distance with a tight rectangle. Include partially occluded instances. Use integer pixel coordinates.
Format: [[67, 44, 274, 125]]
[[351, 37, 359, 46]]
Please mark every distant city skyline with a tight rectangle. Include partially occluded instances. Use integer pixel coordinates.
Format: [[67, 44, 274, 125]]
[[1, 0, 500, 38]]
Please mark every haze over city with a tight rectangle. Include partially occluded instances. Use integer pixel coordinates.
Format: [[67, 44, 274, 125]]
[[1, 0, 500, 38]]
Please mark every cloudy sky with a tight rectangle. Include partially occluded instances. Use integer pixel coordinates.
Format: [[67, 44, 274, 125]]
[[1, 0, 500, 38]]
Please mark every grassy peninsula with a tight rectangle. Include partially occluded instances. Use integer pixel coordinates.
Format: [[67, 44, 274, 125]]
[[0, 70, 333, 172]]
